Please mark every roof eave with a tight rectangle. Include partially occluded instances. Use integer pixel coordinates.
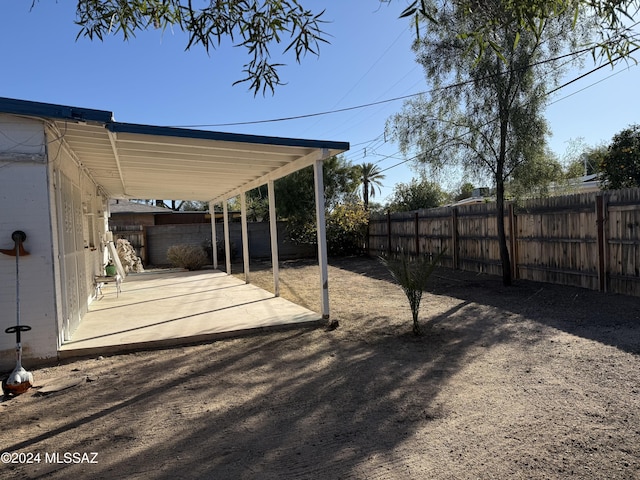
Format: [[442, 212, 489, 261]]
[[0, 96, 113, 124], [107, 122, 350, 152]]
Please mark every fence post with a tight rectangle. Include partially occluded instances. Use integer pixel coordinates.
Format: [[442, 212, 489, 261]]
[[387, 210, 392, 255], [142, 225, 148, 265], [366, 213, 370, 256], [596, 194, 607, 292], [509, 203, 518, 280], [451, 207, 459, 270], [415, 212, 420, 256]]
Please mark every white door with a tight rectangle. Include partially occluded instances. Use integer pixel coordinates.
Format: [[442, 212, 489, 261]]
[[57, 172, 85, 340]]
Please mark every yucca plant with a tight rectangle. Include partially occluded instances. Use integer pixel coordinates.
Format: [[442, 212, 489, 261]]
[[379, 248, 446, 336]]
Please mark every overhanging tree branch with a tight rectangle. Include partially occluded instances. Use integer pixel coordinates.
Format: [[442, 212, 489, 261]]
[[67, 0, 328, 95]]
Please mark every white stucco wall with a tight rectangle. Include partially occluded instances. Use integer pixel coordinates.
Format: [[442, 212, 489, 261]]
[[0, 115, 58, 369], [46, 127, 109, 343]]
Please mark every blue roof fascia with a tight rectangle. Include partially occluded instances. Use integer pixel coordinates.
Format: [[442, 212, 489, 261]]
[[107, 122, 350, 152], [0, 97, 113, 124], [0, 97, 350, 152]]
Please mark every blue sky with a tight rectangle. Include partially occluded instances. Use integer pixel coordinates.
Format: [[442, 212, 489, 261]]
[[1, 1, 639, 203]]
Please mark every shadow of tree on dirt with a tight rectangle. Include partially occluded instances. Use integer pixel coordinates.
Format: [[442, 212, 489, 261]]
[[1, 299, 511, 479], [3, 256, 638, 479], [331, 256, 640, 356]]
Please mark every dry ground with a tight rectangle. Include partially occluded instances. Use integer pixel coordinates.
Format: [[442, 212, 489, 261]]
[[1, 256, 639, 479]]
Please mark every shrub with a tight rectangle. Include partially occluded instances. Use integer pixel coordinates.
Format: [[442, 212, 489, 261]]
[[598, 124, 640, 189], [379, 249, 446, 336], [166, 244, 208, 271], [326, 202, 369, 255], [284, 202, 369, 256]]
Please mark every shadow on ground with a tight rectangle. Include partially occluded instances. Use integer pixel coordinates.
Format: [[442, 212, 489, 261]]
[[331, 256, 640, 356], [1, 297, 507, 479], [2, 255, 638, 479]]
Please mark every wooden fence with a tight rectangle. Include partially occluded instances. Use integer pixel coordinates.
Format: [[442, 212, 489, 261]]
[[368, 188, 640, 297]]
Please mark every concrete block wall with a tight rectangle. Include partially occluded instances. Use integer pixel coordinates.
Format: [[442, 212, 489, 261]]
[[145, 222, 315, 266]]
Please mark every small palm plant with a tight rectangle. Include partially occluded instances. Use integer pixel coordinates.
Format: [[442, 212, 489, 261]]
[[379, 248, 446, 336]]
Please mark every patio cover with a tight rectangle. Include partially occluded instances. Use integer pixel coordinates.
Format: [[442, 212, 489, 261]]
[[1, 96, 349, 320], [0, 97, 349, 202]]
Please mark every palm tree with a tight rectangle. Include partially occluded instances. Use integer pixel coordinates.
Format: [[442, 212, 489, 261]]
[[379, 248, 446, 336], [358, 162, 385, 211]]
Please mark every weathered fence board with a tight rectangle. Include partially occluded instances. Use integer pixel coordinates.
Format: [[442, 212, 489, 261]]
[[112, 225, 146, 263], [516, 193, 600, 290], [606, 189, 640, 296], [369, 187, 640, 297]]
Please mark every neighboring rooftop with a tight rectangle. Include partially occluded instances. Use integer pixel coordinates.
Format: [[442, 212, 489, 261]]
[[109, 199, 173, 214]]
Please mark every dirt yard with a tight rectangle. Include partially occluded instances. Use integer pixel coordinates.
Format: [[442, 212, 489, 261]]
[[1, 256, 639, 479]]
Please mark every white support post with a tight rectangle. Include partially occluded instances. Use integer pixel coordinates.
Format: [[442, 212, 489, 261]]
[[240, 191, 250, 283], [313, 157, 330, 320], [223, 199, 231, 274], [268, 180, 280, 296], [209, 201, 218, 270]]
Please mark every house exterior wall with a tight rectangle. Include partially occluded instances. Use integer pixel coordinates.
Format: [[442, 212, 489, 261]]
[[0, 115, 110, 370], [0, 114, 58, 369], [45, 125, 109, 343]]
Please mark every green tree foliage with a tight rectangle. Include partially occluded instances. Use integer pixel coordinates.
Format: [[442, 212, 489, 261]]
[[388, 0, 589, 285], [453, 182, 475, 202], [506, 149, 564, 200], [565, 144, 607, 178], [275, 155, 359, 222], [65, 0, 327, 95], [46, 1, 639, 97], [398, 0, 639, 64], [357, 162, 386, 211], [181, 200, 209, 211], [386, 177, 445, 212], [230, 186, 271, 221], [274, 155, 360, 248], [367, 201, 386, 215], [599, 124, 640, 189], [326, 203, 369, 255]]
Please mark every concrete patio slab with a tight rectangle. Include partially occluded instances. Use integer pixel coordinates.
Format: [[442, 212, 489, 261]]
[[58, 269, 322, 359]]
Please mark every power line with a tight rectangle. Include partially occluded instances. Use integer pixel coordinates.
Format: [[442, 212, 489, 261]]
[[329, 25, 413, 111], [374, 49, 640, 176], [173, 90, 428, 128], [547, 46, 640, 95], [299, 25, 416, 139], [548, 61, 638, 105], [344, 28, 640, 186], [172, 43, 605, 129]]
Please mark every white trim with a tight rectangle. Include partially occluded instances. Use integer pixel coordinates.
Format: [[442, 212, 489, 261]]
[[209, 201, 218, 269], [240, 192, 250, 283], [223, 200, 231, 274], [268, 180, 280, 297], [107, 130, 128, 196], [0, 153, 46, 163], [314, 157, 330, 320], [213, 149, 326, 202]]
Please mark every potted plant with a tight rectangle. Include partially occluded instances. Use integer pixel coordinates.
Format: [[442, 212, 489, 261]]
[[105, 260, 117, 277]]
